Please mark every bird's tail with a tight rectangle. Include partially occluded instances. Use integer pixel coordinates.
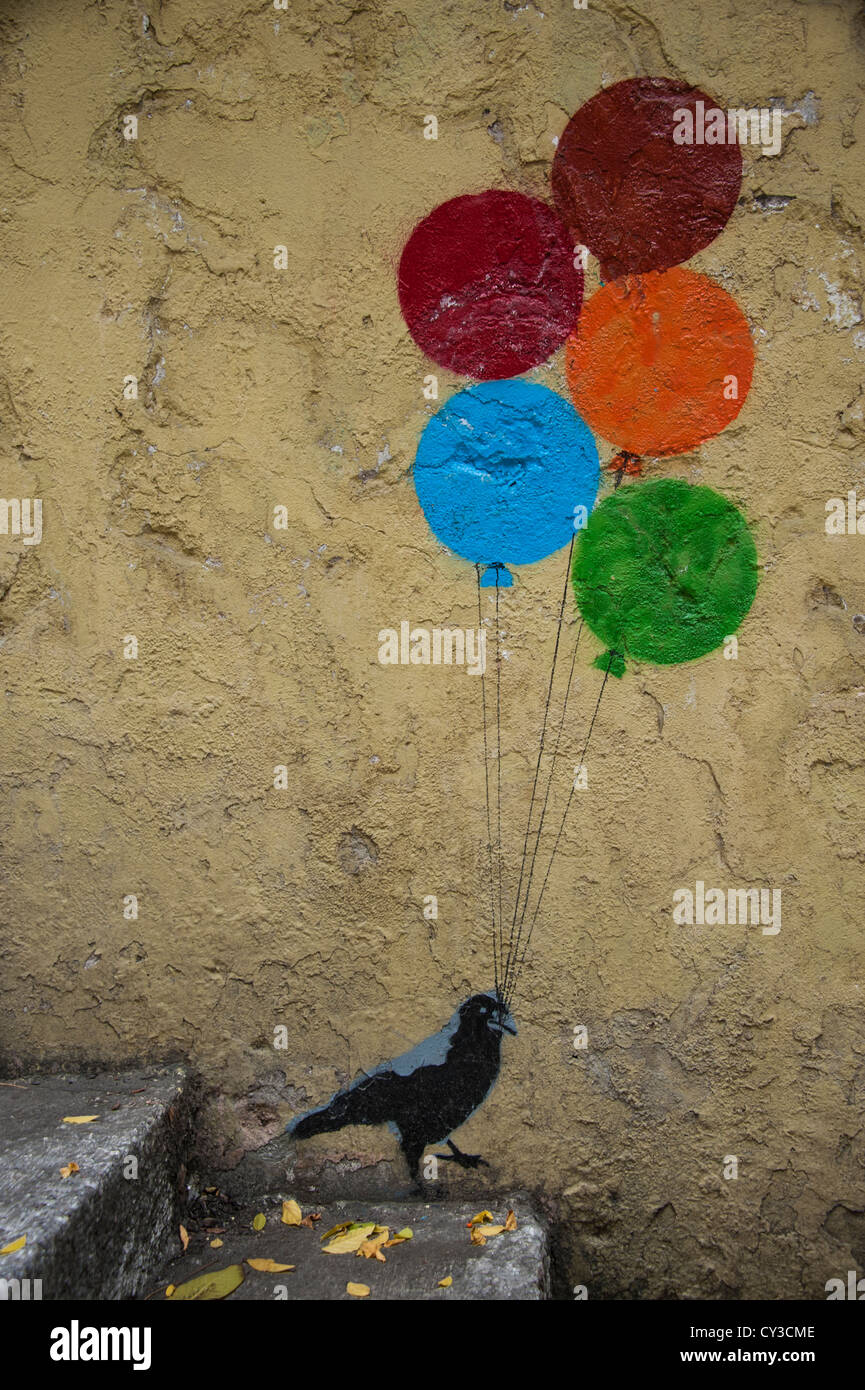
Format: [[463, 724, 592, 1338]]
[[287, 1088, 359, 1140]]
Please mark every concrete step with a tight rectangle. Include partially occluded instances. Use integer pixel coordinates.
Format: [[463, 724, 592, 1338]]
[[151, 1193, 550, 1300], [0, 1066, 194, 1300], [0, 1068, 550, 1300]]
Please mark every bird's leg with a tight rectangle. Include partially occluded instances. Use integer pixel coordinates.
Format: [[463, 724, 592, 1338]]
[[402, 1137, 428, 1194], [435, 1138, 490, 1169]]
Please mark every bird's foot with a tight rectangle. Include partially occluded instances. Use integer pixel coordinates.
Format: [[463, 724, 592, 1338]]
[[436, 1142, 489, 1170]]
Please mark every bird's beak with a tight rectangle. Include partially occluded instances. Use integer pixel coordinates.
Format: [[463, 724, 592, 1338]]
[[493, 1018, 517, 1035]]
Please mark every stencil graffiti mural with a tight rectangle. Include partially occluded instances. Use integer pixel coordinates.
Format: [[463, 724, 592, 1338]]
[[289, 76, 760, 1189]]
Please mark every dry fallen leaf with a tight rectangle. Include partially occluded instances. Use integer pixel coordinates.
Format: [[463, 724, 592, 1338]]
[[474, 1224, 506, 1237], [504, 1210, 517, 1232], [281, 1199, 302, 1227], [0, 1235, 25, 1256], [346, 1281, 370, 1298], [62, 1116, 99, 1125], [320, 1220, 352, 1241], [179, 1225, 189, 1252], [357, 1232, 388, 1262], [165, 1284, 175, 1297], [322, 1222, 376, 1254], [438, 1276, 453, 1288], [356, 1244, 384, 1260], [252, 1213, 266, 1232], [210, 1239, 223, 1249], [383, 1227, 413, 1248], [59, 1162, 80, 1179], [470, 1228, 487, 1246], [469, 1210, 494, 1227], [300, 1214, 321, 1229], [166, 1264, 244, 1301], [246, 1258, 295, 1273]]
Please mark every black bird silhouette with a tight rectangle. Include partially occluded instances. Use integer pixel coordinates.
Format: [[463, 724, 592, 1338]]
[[287, 990, 516, 1186]]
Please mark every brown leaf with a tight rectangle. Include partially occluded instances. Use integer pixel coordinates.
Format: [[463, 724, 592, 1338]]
[[470, 1227, 487, 1246], [474, 1224, 506, 1237], [504, 1209, 517, 1231], [179, 1224, 189, 1251], [59, 1162, 80, 1179]]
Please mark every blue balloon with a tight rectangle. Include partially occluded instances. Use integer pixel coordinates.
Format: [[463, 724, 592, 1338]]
[[413, 379, 599, 578]]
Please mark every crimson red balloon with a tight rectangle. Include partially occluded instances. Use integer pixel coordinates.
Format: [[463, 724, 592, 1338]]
[[398, 190, 583, 380], [552, 78, 742, 281]]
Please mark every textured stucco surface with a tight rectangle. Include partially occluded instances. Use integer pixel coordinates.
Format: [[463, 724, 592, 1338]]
[[1, 0, 864, 1299]]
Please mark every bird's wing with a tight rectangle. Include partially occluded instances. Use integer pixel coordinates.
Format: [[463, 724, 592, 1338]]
[[382, 1002, 461, 1078]]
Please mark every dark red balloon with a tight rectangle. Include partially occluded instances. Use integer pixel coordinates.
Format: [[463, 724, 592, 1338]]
[[552, 78, 743, 281], [397, 190, 583, 380]]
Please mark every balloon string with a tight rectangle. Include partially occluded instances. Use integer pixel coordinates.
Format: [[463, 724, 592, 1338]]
[[502, 611, 584, 1003], [495, 576, 504, 992], [505, 650, 615, 1011], [476, 565, 500, 998], [501, 534, 575, 998]]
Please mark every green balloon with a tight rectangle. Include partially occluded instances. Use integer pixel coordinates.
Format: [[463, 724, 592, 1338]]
[[572, 478, 758, 671]]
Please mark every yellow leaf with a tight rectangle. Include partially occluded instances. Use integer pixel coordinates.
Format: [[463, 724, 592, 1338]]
[[166, 1265, 244, 1301], [469, 1209, 494, 1226], [323, 1223, 376, 1254], [346, 1281, 370, 1298], [281, 1199, 302, 1227], [438, 1275, 453, 1288], [356, 1230, 389, 1260], [210, 1239, 223, 1248], [165, 1285, 175, 1297], [252, 1213, 266, 1232], [474, 1224, 506, 1237], [62, 1116, 99, 1125], [470, 1228, 487, 1246], [0, 1235, 25, 1255], [504, 1210, 517, 1232], [59, 1162, 80, 1179], [320, 1221, 352, 1241], [246, 1258, 295, 1272], [179, 1224, 189, 1251]]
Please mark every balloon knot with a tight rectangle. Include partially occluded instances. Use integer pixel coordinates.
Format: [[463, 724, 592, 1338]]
[[479, 563, 513, 588], [593, 649, 626, 678], [606, 451, 644, 484]]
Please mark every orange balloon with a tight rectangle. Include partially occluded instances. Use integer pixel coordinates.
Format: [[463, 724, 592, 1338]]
[[565, 267, 754, 457]]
